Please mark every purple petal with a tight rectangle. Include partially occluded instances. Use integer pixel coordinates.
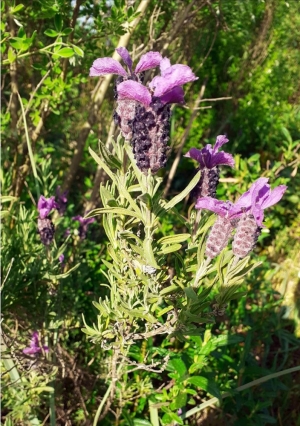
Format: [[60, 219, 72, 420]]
[[160, 86, 185, 104], [251, 205, 265, 227], [195, 197, 232, 217], [117, 80, 152, 106], [116, 47, 133, 71], [213, 135, 229, 153], [184, 146, 213, 168], [23, 346, 40, 355], [260, 185, 287, 209], [211, 151, 235, 168], [150, 64, 198, 97], [59, 254, 64, 263], [134, 51, 163, 73], [84, 217, 96, 225], [37, 196, 56, 219], [160, 57, 171, 75], [89, 57, 127, 77], [72, 215, 84, 223]]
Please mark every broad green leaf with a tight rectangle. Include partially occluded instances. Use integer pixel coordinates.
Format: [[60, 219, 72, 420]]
[[73, 44, 84, 57], [143, 238, 160, 268], [62, 27, 73, 36], [11, 4, 24, 13], [44, 28, 59, 37], [168, 358, 187, 377], [55, 47, 74, 57], [185, 376, 221, 399]]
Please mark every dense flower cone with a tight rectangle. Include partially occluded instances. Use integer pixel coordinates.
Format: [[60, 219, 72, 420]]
[[185, 135, 234, 199], [130, 98, 171, 173], [90, 51, 198, 174], [37, 217, 55, 246], [232, 214, 261, 258], [205, 216, 235, 259]]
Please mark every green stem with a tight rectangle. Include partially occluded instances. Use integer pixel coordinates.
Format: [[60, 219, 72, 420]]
[[17, 92, 40, 199], [93, 361, 123, 425], [181, 365, 300, 420]]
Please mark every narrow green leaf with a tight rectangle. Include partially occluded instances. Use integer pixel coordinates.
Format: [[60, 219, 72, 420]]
[[87, 207, 143, 221], [158, 233, 190, 245], [164, 170, 201, 210], [89, 146, 117, 183], [158, 243, 182, 254]]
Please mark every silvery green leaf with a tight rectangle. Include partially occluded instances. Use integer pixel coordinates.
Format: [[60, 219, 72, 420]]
[[98, 139, 122, 169], [158, 233, 190, 245], [164, 170, 201, 211], [89, 147, 117, 184], [87, 207, 143, 221], [158, 243, 182, 255]]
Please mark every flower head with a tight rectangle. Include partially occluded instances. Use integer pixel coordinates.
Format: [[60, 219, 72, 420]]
[[72, 215, 95, 239], [184, 136, 234, 199], [90, 47, 162, 79], [58, 254, 64, 263], [37, 195, 57, 219], [116, 57, 198, 106], [55, 186, 68, 215], [233, 177, 287, 226], [23, 331, 48, 355], [184, 135, 235, 169]]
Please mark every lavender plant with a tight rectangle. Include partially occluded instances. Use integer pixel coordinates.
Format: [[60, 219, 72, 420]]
[[82, 48, 289, 423]]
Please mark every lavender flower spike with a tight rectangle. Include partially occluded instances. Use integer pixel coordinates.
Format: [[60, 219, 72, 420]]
[[73, 215, 95, 239], [234, 177, 287, 227], [195, 197, 244, 259], [23, 331, 49, 355], [185, 135, 235, 199], [37, 195, 56, 246], [90, 48, 163, 141], [117, 60, 197, 173]]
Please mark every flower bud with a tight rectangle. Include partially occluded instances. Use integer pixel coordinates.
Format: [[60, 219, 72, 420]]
[[37, 217, 55, 246], [205, 216, 234, 259], [232, 214, 261, 258]]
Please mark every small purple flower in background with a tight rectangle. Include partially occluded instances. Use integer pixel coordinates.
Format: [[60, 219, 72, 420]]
[[116, 58, 198, 173], [37, 195, 57, 246], [55, 186, 68, 215], [185, 135, 235, 199], [90, 47, 162, 140], [196, 178, 287, 259], [37, 195, 57, 219], [73, 215, 95, 239], [59, 254, 65, 263], [23, 331, 48, 355]]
